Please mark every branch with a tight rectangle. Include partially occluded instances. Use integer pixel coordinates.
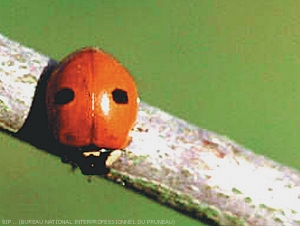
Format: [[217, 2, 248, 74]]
[[0, 34, 49, 132], [1, 33, 299, 226]]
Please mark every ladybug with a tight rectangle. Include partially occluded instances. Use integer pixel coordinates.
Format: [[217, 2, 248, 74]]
[[46, 47, 139, 174]]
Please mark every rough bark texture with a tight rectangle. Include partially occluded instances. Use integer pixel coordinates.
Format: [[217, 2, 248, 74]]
[[0, 34, 49, 132], [1, 33, 299, 226], [108, 103, 300, 225]]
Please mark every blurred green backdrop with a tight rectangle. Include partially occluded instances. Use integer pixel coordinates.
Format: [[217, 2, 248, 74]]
[[0, 1, 299, 226]]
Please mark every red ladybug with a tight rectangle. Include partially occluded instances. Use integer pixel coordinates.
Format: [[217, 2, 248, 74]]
[[46, 47, 139, 150]]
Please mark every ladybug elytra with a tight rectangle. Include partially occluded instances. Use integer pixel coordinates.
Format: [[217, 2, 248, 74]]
[[46, 48, 139, 151]]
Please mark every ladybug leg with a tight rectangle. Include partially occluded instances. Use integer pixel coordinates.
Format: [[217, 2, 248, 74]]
[[87, 175, 93, 183], [60, 148, 82, 172], [61, 154, 70, 163], [70, 162, 79, 172], [61, 156, 79, 172]]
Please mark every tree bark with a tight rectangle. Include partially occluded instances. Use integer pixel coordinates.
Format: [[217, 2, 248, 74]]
[[0, 34, 49, 132]]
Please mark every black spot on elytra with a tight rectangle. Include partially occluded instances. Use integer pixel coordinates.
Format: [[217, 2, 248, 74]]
[[54, 88, 74, 105], [112, 89, 128, 104]]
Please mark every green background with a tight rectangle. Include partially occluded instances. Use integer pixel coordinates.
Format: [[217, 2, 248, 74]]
[[0, 1, 300, 226]]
